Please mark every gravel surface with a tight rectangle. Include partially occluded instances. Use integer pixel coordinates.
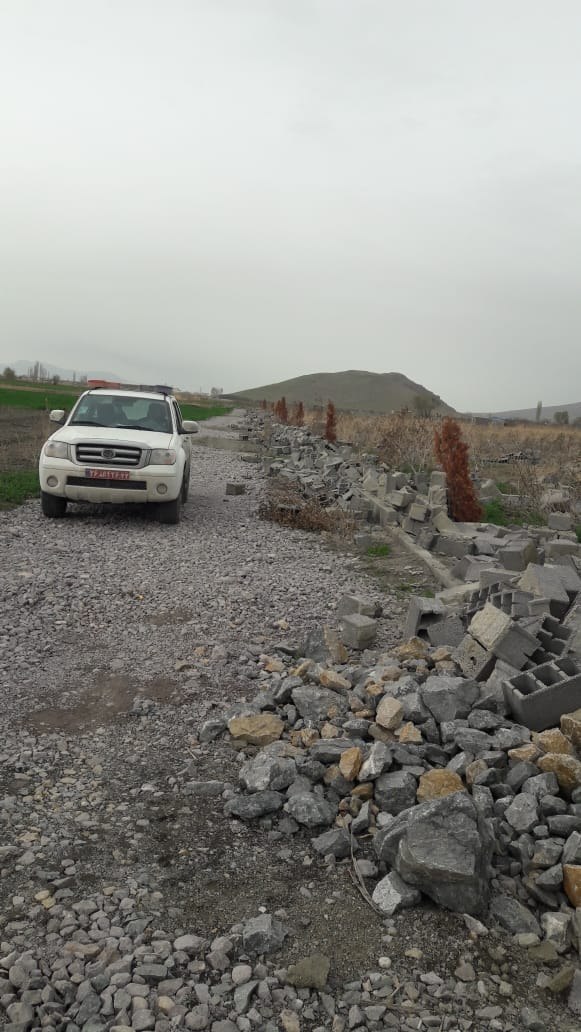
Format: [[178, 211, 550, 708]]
[[0, 437, 575, 1031]]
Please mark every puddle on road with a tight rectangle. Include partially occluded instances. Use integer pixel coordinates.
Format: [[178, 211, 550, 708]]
[[25, 673, 182, 733]]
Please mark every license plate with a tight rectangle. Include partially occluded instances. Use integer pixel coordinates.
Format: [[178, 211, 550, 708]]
[[85, 469, 130, 480]]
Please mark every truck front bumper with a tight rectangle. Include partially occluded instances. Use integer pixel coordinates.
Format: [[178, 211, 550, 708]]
[[39, 461, 182, 504]]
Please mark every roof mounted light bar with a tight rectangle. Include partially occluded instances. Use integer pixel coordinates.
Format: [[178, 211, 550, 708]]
[[86, 380, 173, 395]]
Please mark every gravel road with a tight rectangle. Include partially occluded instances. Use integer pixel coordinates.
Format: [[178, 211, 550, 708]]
[[0, 438, 571, 1032]]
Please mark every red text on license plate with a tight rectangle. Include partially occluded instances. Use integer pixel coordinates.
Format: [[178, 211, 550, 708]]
[[85, 469, 130, 480]]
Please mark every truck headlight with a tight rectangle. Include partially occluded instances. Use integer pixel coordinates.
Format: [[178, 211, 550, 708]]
[[44, 441, 69, 459], [150, 448, 177, 465]]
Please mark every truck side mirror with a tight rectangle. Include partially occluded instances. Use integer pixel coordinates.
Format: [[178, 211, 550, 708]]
[[49, 409, 66, 424]]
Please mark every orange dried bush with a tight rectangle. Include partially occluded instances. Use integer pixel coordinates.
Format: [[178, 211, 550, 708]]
[[434, 418, 483, 522], [324, 401, 337, 443]]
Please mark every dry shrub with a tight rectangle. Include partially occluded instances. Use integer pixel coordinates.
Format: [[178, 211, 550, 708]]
[[434, 418, 483, 521], [259, 479, 355, 537], [324, 400, 337, 443]]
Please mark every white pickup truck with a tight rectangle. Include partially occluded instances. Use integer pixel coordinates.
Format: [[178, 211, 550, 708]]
[[38, 384, 198, 524]]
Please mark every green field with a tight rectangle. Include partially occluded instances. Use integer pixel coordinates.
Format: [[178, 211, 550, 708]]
[[180, 403, 233, 421], [0, 386, 81, 411], [0, 386, 232, 422]]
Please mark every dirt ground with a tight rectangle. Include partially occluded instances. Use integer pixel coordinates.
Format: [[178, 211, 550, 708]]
[[0, 405, 49, 470]]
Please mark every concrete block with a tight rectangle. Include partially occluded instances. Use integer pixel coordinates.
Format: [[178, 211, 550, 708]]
[[546, 540, 581, 559], [535, 614, 575, 658], [503, 656, 581, 731], [528, 597, 554, 617], [548, 512, 574, 532], [499, 540, 539, 572], [388, 472, 409, 490], [401, 516, 424, 536], [565, 603, 581, 655], [409, 502, 428, 522], [386, 490, 414, 510], [430, 471, 447, 487], [379, 506, 400, 528], [425, 614, 466, 648], [362, 472, 380, 496], [404, 596, 446, 640], [453, 557, 501, 583], [340, 613, 378, 650], [518, 564, 573, 619], [337, 594, 377, 619], [454, 635, 496, 681], [226, 482, 246, 495], [432, 510, 454, 533], [469, 603, 539, 668], [436, 537, 476, 559], [479, 570, 518, 589]]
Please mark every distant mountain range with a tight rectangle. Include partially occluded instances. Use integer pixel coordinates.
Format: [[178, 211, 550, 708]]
[[230, 369, 455, 415], [3, 359, 122, 382], [478, 401, 581, 422]]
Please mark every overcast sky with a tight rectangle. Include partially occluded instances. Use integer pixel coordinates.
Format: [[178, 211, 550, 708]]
[[1, 1, 581, 410]]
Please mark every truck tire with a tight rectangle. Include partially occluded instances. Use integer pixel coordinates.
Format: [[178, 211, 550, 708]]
[[41, 492, 67, 518], [158, 493, 182, 525], [182, 468, 190, 502]]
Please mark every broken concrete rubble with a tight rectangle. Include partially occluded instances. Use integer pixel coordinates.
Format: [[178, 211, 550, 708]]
[[239, 413, 581, 988]]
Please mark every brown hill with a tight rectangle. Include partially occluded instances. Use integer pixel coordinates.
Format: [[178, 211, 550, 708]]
[[230, 369, 454, 415]]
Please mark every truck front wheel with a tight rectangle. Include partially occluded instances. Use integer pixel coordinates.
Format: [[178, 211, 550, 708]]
[[41, 492, 67, 518], [157, 493, 182, 525]]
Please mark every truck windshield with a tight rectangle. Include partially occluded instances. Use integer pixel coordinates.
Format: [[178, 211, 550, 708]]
[[70, 395, 173, 433]]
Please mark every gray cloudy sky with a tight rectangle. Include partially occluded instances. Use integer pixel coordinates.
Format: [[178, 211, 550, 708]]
[[1, 1, 581, 410]]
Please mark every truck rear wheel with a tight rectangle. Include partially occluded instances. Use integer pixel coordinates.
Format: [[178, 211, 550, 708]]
[[41, 492, 67, 518], [158, 493, 181, 525]]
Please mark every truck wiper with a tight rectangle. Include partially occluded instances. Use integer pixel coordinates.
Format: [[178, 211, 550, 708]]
[[113, 424, 157, 431], [69, 420, 108, 426]]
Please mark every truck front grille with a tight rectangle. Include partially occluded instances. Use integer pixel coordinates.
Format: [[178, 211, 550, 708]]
[[67, 476, 147, 491], [75, 444, 143, 467]]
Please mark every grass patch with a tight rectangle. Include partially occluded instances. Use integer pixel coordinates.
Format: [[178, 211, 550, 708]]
[[575, 525, 581, 543], [483, 498, 510, 526], [495, 481, 512, 494], [365, 543, 390, 557], [0, 470, 40, 506], [0, 387, 80, 411], [180, 403, 233, 421], [396, 581, 414, 593], [420, 588, 436, 598], [483, 497, 545, 528]]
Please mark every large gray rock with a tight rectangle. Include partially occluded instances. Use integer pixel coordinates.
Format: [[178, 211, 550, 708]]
[[285, 792, 338, 828], [505, 794, 539, 834], [291, 685, 347, 722], [358, 742, 392, 781], [374, 771, 417, 815], [224, 791, 284, 820], [239, 753, 296, 793], [563, 831, 581, 865], [312, 828, 352, 858], [421, 676, 480, 723], [488, 895, 542, 935], [309, 739, 364, 764], [374, 793, 493, 914]]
